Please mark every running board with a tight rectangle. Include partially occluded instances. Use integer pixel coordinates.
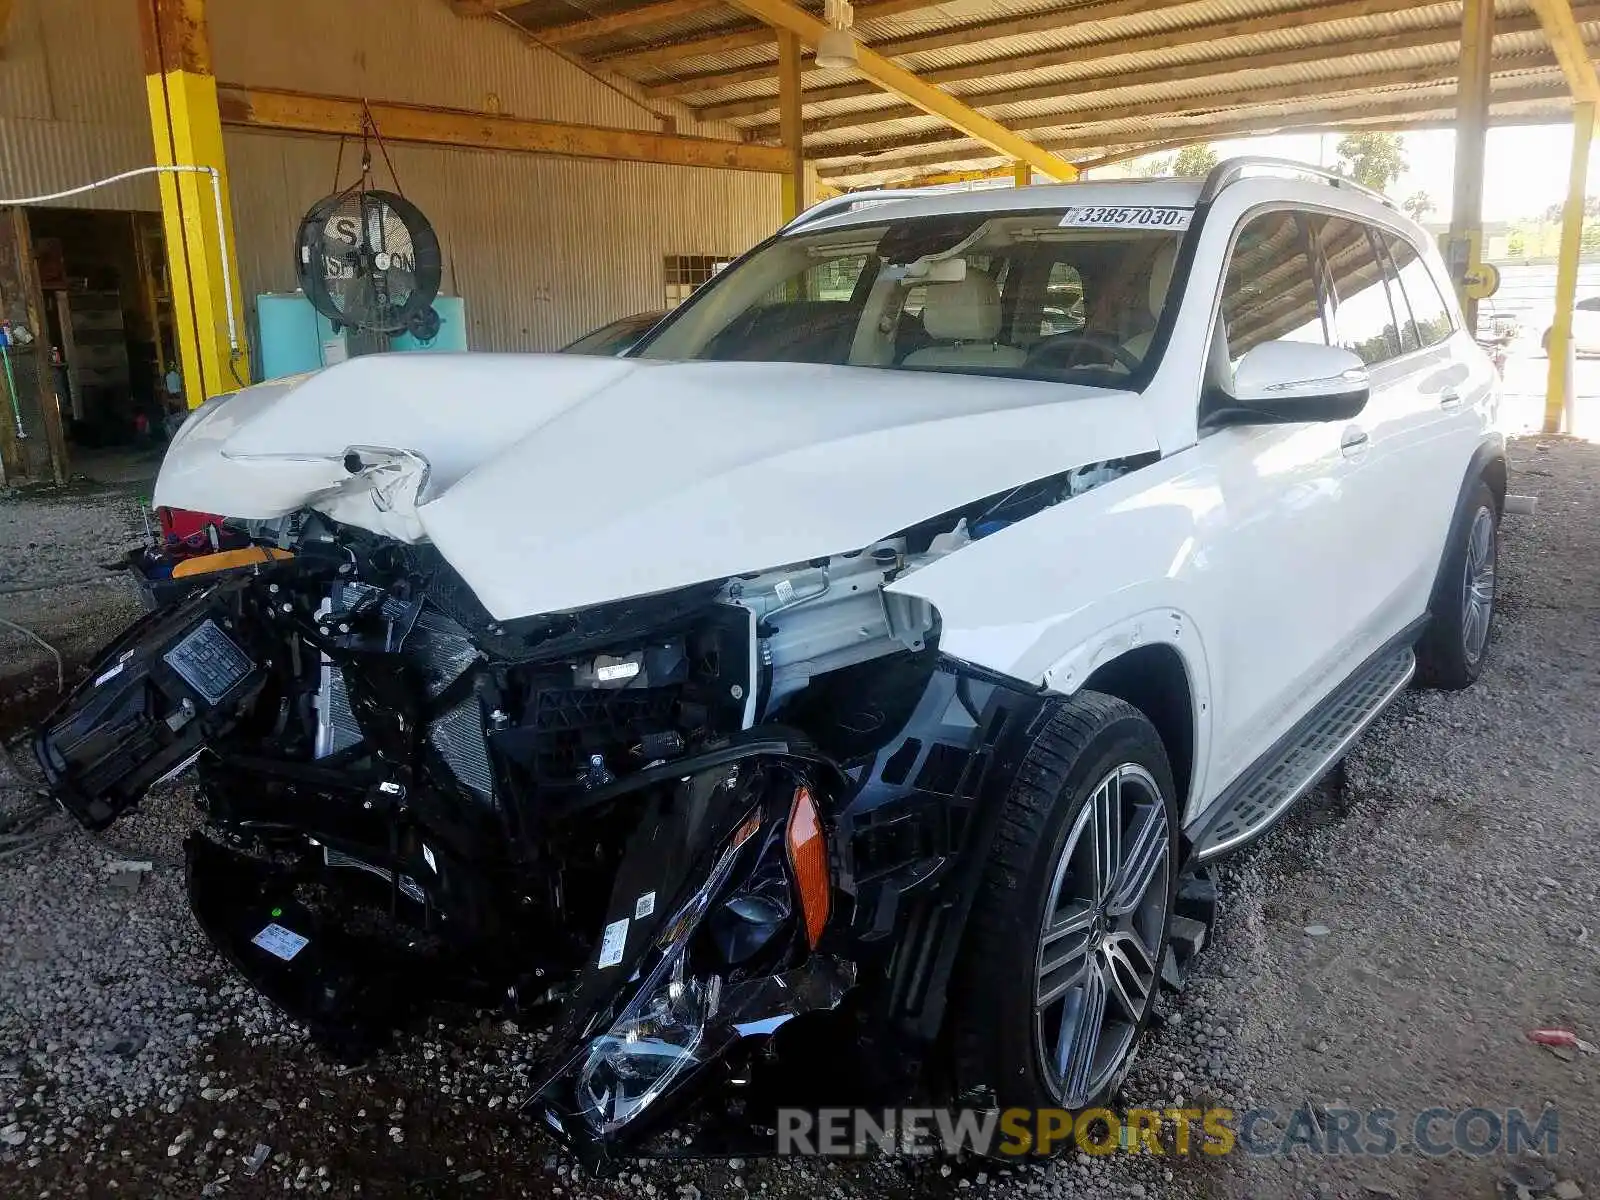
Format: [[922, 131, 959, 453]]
[[1192, 647, 1415, 861]]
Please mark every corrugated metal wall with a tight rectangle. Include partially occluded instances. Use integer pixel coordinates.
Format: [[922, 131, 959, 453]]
[[0, 0, 158, 209], [226, 130, 778, 350], [0, 0, 780, 349]]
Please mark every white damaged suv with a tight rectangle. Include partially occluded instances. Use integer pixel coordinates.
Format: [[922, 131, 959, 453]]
[[37, 158, 1503, 1158]]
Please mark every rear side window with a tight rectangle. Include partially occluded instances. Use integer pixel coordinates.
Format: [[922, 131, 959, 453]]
[[1375, 237, 1420, 354], [1313, 216, 1401, 365], [1385, 233, 1454, 349], [1219, 210, 1328, 360]]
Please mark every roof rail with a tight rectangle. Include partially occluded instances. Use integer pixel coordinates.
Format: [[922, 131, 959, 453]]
[[1198, 156, 1396, 208], [779, 188, 939, 233]]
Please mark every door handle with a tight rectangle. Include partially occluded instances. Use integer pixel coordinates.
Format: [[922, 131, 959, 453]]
[[1340, 428, 1369, 458], [1440, 389, 1463, 407]]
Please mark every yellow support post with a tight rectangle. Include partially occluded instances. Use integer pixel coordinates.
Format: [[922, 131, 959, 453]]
[[137, 0, 248, 407], [778, 31, 805, 223], [1546, 100, 1595, 434], [720, 0, 1077, 181], [1529, 0, 1600, 432], [1012, 161, 1031, 187], [1447, 0, 1492, 329]]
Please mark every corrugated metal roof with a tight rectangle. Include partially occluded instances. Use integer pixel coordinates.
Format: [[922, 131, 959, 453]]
[[543, 0, 1592, 181]]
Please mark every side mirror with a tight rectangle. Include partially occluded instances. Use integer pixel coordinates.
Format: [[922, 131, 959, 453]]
[[1215, 340, 1370, 424]]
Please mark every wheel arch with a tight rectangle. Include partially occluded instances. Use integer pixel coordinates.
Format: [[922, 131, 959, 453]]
[[1429, 438, 1508, 607], [1081, 643, 1196, 819]]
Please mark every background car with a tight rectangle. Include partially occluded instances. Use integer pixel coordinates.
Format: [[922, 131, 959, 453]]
[[1542, 296, 1600, 356]]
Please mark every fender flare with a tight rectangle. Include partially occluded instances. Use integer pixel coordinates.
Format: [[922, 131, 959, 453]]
[[1042, 604, 1214, 826], [1427, 436, 1506, 615]]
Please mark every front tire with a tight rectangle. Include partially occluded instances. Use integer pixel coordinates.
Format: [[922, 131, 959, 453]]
[[949, 693, 1177, 1124], [1416, 480, 1499, 690]]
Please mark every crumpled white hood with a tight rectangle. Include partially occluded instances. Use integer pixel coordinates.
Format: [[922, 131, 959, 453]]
[[155, 353, 1159, 620]]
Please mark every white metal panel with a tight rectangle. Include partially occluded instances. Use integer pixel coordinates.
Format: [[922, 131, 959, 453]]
[[152, 351, 1157, 620]]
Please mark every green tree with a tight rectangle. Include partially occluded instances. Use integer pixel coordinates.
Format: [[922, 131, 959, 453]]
[[1336, 132, 1407, 193], [1402, 190, 1435, 223], [1134, 154, 1175, 178], [1583, 223, 1600, 255], [1172, 143, 1219, 178]]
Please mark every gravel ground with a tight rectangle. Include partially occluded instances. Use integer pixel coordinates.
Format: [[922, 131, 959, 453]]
[[0, 436, 1596, 1200], [0, 480, 148, 733]]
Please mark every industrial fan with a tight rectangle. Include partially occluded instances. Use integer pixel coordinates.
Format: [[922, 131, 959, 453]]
[[296, 185, 444, 342]]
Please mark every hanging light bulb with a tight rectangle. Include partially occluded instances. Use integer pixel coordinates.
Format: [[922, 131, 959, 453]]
[[815, 0, 858, 69]]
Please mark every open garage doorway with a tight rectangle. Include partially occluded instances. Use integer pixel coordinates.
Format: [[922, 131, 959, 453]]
[[22, 207, 176, 478]]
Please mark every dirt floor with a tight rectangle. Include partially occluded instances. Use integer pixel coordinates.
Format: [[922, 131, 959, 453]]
[[1, 437, 1596, 1200]]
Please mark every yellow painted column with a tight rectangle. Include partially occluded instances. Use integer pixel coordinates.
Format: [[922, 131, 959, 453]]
[[1013, 161, 1031, 187], [778, 31, 805, 223], [1545, 101, 1595, 434], [1447, 0, 1493, 330], [137, 0, 248, 406]]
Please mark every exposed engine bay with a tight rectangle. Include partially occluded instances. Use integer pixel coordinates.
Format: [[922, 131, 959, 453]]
[[35, 459, 1136, 1160]]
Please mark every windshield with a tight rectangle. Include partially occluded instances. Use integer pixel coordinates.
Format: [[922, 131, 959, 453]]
[[633, 211, 1188, 386]]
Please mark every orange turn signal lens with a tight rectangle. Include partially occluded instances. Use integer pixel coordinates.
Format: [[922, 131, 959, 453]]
[[785, 785, 830, 948]]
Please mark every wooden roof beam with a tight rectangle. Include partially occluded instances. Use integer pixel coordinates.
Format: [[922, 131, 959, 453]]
[[807, 62, 1503, 160], [526, 0, 725, 44], [720, 0, 1076, 179], [215, 85, 791, 173], [815, 82, 1574, 176], [643, 0, 1420, 99], [451, 0, 529, 14], [734, 7, 1600, 133], [1530, 0, 1600, 103], [588, 0, 952, 68]]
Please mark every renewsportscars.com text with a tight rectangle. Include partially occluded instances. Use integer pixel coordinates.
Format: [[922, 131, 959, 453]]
[[774, 1106, 1559, 1159]]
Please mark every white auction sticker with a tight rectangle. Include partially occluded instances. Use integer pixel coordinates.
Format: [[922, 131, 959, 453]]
[[1059, 205, 1193, 231], [597, 917, 629, 968], [634, 891, 656, 920], [251, 923, 309, 961]]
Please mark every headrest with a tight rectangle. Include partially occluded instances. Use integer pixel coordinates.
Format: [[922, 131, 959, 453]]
[[1147, 241, 1178, 318], [920, 271, 1002, 342]]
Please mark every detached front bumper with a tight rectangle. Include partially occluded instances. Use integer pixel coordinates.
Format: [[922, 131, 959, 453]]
[[176, 748, 860, 1164]]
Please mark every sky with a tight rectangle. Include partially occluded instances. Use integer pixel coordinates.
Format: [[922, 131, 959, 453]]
[[1202, 125, 1600, 223]]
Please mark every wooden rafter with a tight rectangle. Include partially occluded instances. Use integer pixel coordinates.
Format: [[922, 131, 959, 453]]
[[807, 62, 1508, 161], [214, 85, 791, 173], [720, 0, 1077, 179], [529, 0, 723, 44], [1530, 0, 1600, 103], [814, 81, 1574, 176], [773, 50, 1567, 143], [588, 0, 953, 67], [729, 6, 1600, 131], [640, 0, 1420, 98], [450, 0, 528, 14]]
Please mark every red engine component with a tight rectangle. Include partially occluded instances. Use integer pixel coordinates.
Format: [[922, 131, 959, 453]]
[[157, 506, 225, 550]]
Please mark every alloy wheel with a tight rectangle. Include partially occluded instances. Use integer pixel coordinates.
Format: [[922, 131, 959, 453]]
[[1034, 763, 1170, 1108], [1462, 505, 1497, 665]]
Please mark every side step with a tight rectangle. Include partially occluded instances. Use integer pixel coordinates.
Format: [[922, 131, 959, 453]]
[[1192, 646, 1415, 861]]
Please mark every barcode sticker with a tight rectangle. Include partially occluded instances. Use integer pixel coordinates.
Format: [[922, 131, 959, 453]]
[[252, 923, 309, 961], [597, 917, 629, 969], [634, 891, 656, 920]]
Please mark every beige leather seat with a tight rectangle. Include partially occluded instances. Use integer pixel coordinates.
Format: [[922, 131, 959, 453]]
[[1120, 242, 1179, 363], [901, 273, 1027, 370]]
